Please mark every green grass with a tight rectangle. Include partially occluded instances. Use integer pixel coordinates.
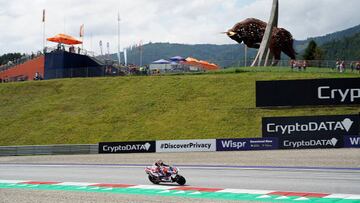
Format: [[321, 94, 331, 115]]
[[0, 67, 359, 145]]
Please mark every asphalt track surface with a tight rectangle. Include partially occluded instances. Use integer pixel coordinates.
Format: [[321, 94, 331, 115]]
[[0, 149, 359, 202], [1, 163, 360, 194]]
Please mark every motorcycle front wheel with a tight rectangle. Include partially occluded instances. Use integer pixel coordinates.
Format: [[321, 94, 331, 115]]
[[175, 175, 186, 185]]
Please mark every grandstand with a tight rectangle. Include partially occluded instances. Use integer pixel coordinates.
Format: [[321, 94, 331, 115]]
[[0, 48, 105, 82]]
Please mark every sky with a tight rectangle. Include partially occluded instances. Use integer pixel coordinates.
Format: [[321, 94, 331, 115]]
[[0, 0, 359, 55]]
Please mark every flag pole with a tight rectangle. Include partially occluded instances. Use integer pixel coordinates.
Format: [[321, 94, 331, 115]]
[[99, 40, 103, 56], [42, 9, 46, 53], [107, 42, 110, 60], [80, 24, 84, 51], [90, 33, 93, 54], [117, 12, 121, 66], [139, 41, 143, 67], [244, 45, 248, 67]]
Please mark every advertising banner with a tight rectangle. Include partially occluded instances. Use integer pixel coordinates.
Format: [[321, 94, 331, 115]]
[[156, 139, 216, 153], [279, 135, 343, 149], [344, 136, 360, 148], [256, 78, 360, 107], [262, 114, 359, 137], [99, 141, 156, 153], [216, 138, 278, 151]]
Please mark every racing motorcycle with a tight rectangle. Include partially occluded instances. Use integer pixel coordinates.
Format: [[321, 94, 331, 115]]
[[145, 165, 186, 185]]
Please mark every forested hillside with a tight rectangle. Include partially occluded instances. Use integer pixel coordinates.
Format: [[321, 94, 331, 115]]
[[321, 32, 360, 60], [119, 43, 257, 68], [107, 24, 360, 67]]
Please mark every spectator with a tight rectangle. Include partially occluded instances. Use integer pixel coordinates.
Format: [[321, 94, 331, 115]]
[[296, 61, 302, 71], [356, 62, 360, 73], [339, 61, 343, 73], [69, 46, 75, 53], [105, 66, 113, 75], [290, 60, 295, 70], [335, 60, 340, 71], [302, 60, 307, 71], [340, 61, 346, 73], [350, 62, 355, 72], [33, 72, 43, 80]]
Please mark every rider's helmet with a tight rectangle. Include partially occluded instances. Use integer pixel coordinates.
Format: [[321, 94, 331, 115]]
[[156, 159, 164, 166]]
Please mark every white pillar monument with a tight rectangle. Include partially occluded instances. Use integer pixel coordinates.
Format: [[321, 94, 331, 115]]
[[251, 0, 279, 67]]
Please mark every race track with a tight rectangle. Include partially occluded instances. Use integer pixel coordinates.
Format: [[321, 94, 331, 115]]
[[0, 149, 359, 202], [0, 163, 360, 194]]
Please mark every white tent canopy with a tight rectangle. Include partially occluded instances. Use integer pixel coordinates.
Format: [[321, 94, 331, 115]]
[[151, 59, 170, 64]]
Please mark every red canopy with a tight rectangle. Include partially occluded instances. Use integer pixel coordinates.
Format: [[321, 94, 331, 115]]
[[47, 34, 82, 45]]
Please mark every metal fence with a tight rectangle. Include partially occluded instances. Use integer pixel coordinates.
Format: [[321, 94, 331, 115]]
[[0, 144, 98, 156], [0, 52, 43, 72], [1, 59, 359, 83], [32, 60, 360, 80], [43, 66, 144, 79], [217, 59, 360, 69]]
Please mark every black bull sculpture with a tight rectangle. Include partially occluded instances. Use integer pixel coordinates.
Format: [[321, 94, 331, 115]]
[[226, 18, 296, 65]]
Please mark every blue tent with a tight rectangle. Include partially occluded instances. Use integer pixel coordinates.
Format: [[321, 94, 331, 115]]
[[170, 56, 185, 62], [152, 59, 170, 64]]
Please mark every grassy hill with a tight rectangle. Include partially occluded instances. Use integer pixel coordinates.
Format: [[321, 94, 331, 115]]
[[0, 68, 359, 146]]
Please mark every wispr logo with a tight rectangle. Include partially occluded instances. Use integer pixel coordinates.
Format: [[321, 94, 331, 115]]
[[349, 137, 360, 145], [216, 138, 278, 151], [344, 136, 360, 148], [220, 140, 246, 149]]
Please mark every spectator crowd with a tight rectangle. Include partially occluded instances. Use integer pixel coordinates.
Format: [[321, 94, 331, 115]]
[[335, 60, 360, 73]]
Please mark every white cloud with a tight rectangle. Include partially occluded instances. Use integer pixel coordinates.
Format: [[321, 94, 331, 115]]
[[0, 0, 359, 54]]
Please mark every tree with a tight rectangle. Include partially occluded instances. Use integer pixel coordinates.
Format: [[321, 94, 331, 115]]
[[0, 53, 23, 65], [314, 47, 324, 60], [303, 40, 317, 60]]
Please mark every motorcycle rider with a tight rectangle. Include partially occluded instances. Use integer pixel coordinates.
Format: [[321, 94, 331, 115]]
[[153, 160, 169, 178]]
